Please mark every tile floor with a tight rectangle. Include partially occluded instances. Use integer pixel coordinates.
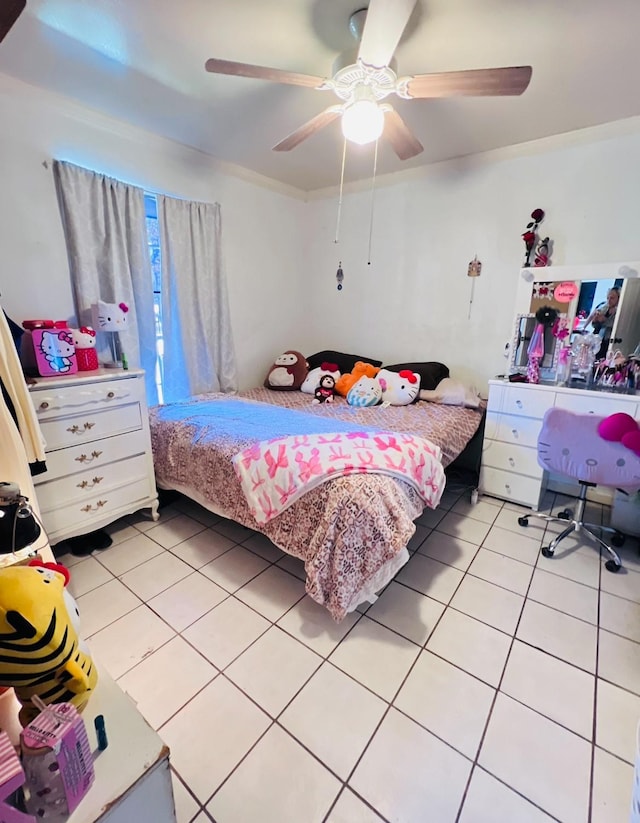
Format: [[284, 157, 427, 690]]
[[57, 488, 640, 823]]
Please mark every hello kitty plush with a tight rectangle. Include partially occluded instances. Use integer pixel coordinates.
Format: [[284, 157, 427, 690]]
[[33, 328, 78, 376], [71, 327, 98, 371], [378, 369, 421, 406]]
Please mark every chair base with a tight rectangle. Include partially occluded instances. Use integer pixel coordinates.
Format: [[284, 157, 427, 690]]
[[517, 485, 623, 572]]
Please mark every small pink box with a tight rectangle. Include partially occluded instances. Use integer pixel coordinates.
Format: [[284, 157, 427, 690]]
[[31, 329, 78, 377]]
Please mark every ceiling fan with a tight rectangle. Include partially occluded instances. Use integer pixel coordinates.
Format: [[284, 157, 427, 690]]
[[0, 0, 26, 44], [205, 0, 532, 161]]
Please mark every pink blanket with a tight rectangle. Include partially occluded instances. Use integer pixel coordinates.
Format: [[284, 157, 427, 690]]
[[234, 431, 445, 524]]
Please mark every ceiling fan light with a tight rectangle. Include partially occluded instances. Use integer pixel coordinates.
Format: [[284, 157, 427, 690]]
[[341, 100, 384, 145]]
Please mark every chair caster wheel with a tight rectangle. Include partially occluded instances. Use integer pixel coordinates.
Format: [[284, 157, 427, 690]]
[[557, 509, 572, 520], [611, 532, 625, 548], [541, 546, 555, 558], [605, 559, 621, 573], [518, 516, 529, 527]]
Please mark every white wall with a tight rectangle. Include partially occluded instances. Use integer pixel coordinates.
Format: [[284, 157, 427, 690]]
[[304, 122, 640, 387], [0, 73, 308, 390]]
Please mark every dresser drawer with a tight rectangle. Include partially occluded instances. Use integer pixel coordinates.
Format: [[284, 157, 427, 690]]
[[480, 466, 542, 508], [39, 403, 142, 451], [482, 440, 542, 478], [34, 430, 148, 482], [36, 454, 149, 512], [41, 477, 152, 537], [486, 384, 504, 413], [494, 414, 542, 449], [32, 378, 141, 420], [501, 386, 555, 419], [554, 391, 638, 418]]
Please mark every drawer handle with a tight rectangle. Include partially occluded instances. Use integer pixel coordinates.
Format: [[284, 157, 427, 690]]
[[39, 401, 49, 410], [515, 400, 523, 409], [77, 476, 104, 490], [504, 483, 511, 493], [74, 450, 103, 464], [81, 500, 107, 513], [67, 424, 81, 434], [511, 428, 519, 438], [83, 421, 95, 430], [67, 421, 95, 434], [508, 457, 515, 467], [107, 391, 115, 399]]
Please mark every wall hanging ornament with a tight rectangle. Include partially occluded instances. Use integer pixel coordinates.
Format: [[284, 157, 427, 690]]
[[534, 236, 552, 267], [466, 255, 482, 319], [336, 261, 344, 291], [521, 208, 545, 267]]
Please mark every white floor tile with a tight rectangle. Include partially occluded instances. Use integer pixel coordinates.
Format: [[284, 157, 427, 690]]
[[528, 567, 598, 624], [171, 770, 199, 823], [416, 506, 445, 529], [600, 566, 640, 604], [118, 636, 216, 729], [501, 640, 594, 739], [479, 693, 591, 823], [170, 529, 235, 569], [482, 524, 543, 564], [211, 517, 256, 544], [88, 605, 175, 679], [426, 609, 511, 687], [459, 767, 554, 822], [417, 531, 480, 571], [468, 548, 534, 596], [493, 506, 549, 540], [326, 789, 385, 823], [351, 708, 472, 823], [241, 532, 285, 562], [537, 548, 601, 588], [145, 514, 205, 549], [77, 578, 141, 638], [329, 617, 420, 701], [134, 504, 179, 532], [281, 663, 386, 779], [277, 596, 360, 657], [407, 523, 430, 552], [173, 497, 221, 527], [208, 725, 340, 823], [275, 554, 306, 581], [68, 556, 113, 597], [148, 572, 227, 632], [452, 498, 500, 525], [436, 511, 492, 545], [365, 582, 445, 645], [596, 678, 640, 764], [591, 746, 635, 823], [105, 517, 141, 545], [598, 629, 640, 695], [235, 565, 306, 622], [225, 626, 321, 717], [120, 551, 193, 601], [395, 650, 494, 758], [600, 591, 640, 642], [516, 600, 597, 673], [160, 676, 270, 803], [95, 531, 165, 576], [395, 553, 464, 604], [200, 545, 270, 592], [450, 575, 524, 635], [182, 597, 270, 669], [438, 490, 464, 510]]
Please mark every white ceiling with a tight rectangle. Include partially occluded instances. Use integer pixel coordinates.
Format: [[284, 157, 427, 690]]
[[2, 0, 640, 192]]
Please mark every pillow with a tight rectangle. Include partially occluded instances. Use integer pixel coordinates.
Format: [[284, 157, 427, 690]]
[[384, 361, 449, 391], [301, 362, 341, 394], [419, 378, 481, 408], [307, 350, 382, 374], [347, 376, 382, 407], [378, 368, 421, 405], [264, 350, 308, 390]]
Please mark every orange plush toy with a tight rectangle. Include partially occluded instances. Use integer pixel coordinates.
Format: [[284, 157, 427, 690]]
[[335, 361, 381, 397]]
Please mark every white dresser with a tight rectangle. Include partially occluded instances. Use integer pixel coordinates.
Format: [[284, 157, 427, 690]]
[[28, 368, 159, 544], [480, 380, 639, 509]]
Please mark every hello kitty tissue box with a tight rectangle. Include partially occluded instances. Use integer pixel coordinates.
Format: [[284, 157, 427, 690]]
[[30, 326, 78, 377], [20, 701, 94, 819]]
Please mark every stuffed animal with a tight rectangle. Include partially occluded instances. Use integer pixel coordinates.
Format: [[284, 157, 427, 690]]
[[71, 326, 98, 371], [335, 361, 380, 397], [347, 376, 383, 407], [301, 362, 340, 394], [0, 563, 98, 726], [312, 374, 336, 404], [264, 350, 308, 390], [378, 368, 421, 406]]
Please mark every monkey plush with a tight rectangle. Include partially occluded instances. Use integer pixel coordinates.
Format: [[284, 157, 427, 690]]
[[264, 350, 308, 390], [312, 374, 336, 404]]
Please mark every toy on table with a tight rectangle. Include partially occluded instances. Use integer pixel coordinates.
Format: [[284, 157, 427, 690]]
[[346, 376, 382, 407], [91, 300, 128, 367], [312, 374, 336, 404], [264, 351, 308, 390], [71, 327, 98, 372], [0, 563, 97, 727], [0, 730, 35, 823], [335, 361, 380, 397], [31, 324, 78, 377], [377, 369, 421, 406]]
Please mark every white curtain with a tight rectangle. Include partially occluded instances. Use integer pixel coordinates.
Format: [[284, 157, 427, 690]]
[[53, 161, 159, 405], [157, 195, 237, 402]]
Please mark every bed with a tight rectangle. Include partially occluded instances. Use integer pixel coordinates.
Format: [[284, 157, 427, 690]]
[[149, 388, 483, 620]]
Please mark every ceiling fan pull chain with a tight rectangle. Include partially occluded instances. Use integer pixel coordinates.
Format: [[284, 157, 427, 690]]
[[367, 139, 379, 266], [334, 138, 348, 245]]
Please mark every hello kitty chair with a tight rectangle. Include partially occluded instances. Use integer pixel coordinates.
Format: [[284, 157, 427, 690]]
[[517, 408, 640, 572]]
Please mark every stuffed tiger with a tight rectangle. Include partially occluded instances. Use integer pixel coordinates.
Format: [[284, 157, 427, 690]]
[[0, 563, 98, 725]]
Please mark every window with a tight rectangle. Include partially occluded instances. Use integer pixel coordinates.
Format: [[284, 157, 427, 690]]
[[144, 193, 164, 403]]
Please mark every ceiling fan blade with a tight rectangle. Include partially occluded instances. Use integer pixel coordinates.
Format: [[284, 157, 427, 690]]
[[273, 107, 342, 152], [0, 0, 26, 44], [384, 108, 423, 160], [358, 0, 417, 69], [205, 58, 325, 89], [405, 66, 532, 98]]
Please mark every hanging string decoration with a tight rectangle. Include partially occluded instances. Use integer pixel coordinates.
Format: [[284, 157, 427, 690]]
[[467, 255, 482, 319], [336, 262, 344, 291]]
